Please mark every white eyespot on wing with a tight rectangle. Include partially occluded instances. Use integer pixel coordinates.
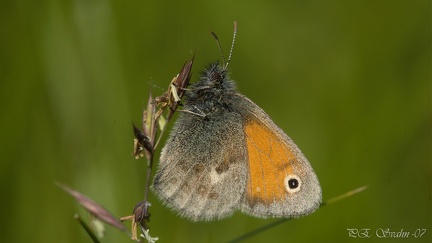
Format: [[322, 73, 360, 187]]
[[209, 168, 227, 185], [284, 174, 302, 194]]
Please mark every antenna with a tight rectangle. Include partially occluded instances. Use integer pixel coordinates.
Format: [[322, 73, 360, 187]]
[[226, 21, 237, 69], [211, 21, 238, 69], [211, 31, 226, 67]]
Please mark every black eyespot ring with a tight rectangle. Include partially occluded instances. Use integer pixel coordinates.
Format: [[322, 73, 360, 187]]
[[288, 178, 299, 189], [284, 175, 302, 194]]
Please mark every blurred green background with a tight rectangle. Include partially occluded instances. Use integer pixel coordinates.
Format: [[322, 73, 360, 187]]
[[1, 0, 430, 242]]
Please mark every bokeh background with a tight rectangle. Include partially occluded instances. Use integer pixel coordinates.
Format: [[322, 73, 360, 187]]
[[1, 0, 430, 242]]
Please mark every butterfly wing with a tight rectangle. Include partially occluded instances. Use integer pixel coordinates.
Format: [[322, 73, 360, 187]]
[[153, 111, 248, 221], [237, 95, 322, 218]]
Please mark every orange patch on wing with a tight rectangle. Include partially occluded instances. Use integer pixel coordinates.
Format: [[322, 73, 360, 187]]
[[244, 120, 295, 204]]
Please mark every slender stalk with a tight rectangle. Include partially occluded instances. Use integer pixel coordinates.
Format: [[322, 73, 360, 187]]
[[228, 185, 368, 243]]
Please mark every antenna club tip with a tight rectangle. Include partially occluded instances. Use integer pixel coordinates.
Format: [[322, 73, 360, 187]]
[[233, 21, 238, 30], [210, 31, 219, 40]]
